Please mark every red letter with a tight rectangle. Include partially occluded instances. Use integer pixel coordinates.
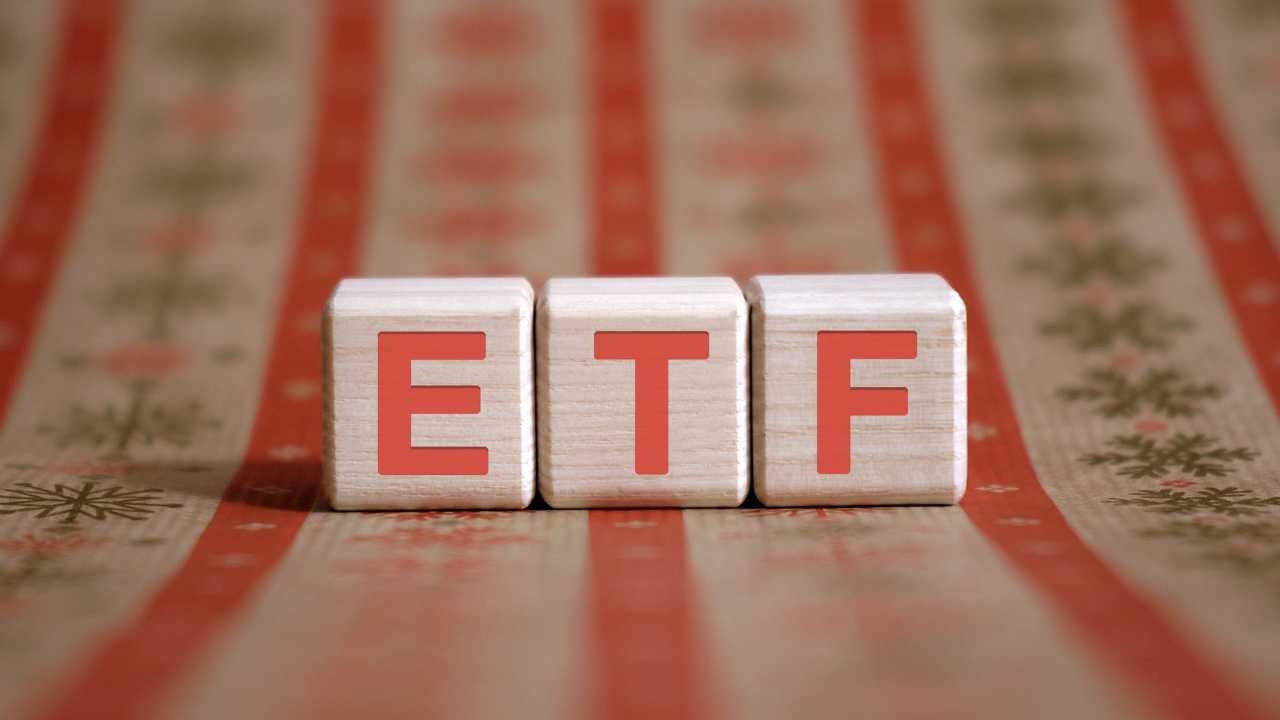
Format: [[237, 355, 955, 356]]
[[594, 331, 710, 475], [378, 332, 488, 475], [817, 331, 915, 474]]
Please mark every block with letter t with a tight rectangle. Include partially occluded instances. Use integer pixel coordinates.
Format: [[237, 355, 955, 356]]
[[746, 274, 966, 506], [324, 277, 534, 510], [536, 277, 749, 507]]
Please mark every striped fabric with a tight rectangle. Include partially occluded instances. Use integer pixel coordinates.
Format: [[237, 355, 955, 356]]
[[0, 1, 1278, 718]]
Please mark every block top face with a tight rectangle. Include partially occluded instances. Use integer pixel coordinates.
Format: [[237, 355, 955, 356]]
[[328, 277, 534, 319], [539, 276, 746, 321], [746, 274, 964, 319]]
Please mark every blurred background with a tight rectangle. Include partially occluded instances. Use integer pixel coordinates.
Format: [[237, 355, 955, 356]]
[[1, 0, 1279, 718]]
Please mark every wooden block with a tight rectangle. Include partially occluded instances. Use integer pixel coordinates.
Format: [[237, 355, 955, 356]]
[[324, 277, 534, 510], [746, 274, 966, 506], [536, 277, 749, 507]]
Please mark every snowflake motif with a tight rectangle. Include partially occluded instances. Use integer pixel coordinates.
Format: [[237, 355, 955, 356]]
[[981, 53, 1085, 100], [1214, 213, 1251, 243], [1022, 541, 1062, 556], [1105, 486, 1280, 517], [969, 422, 998, 440], [102, 269, 231, 335], [977, 484, 1019, 493], [283, 379, 319, 400], [1012, 173, 1139, 222], [1243, 282, 1280, 306], [234, 522, 276, 532], [997, 517, 1041, 526], [294, 311, 322, 335], [268, 445, 309, 461], [1140, 516, 1280, 569], [1001, 122, 1100, 161], [0, 534, 106, 555], [1021, 237, 1163, 288], [39, 390, 219, 457], [1081, 433, 1258, 478], [162, 9, 277, 78], [211, 553, 257, 568], [613, 520, 658, 529], [1133, 419, 1168, 434], [1040, 303, 1191, 351], [0, 482, 182, 524], [1057, 367, 1221, 418]]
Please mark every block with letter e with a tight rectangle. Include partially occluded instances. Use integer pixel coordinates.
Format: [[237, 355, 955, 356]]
[[536, 277, 749, 507], [324, 277, 534, 510], [746, 274, 966, 506]]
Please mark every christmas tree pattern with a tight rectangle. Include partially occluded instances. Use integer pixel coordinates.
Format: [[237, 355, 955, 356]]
[[1057, 367, 1221, 418], [1082, 433, 1258, 479], [1039, 303, 1191, 351]]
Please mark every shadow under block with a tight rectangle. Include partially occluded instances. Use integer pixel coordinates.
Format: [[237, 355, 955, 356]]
[[536, 277, 749, 508], [324, 277, 535, 510], [746, 274, 966, 506]]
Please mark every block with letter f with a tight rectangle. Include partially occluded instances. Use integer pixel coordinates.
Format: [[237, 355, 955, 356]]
[[746, 274, 966, 506]]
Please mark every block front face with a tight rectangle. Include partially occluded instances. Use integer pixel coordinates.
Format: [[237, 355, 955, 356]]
[[324, 278, 534, 510], [537, 277, 749, 507], [747, 274, 967, 506]]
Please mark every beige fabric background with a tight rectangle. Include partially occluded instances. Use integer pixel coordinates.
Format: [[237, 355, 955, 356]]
[[0, 1, 1278, 718]]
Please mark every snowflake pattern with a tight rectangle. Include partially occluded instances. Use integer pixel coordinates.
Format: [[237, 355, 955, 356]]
[[103, 269, 230, 338], [1082, 433, 1258, 478], [0, 482, 183, 524], [1039, 303, 1192, 351], [1141, 517, 1280, 570], [1012, 178, 1139, 223], [1021, 237, 1164, 287], [1057, 367, 1221, 418], [38, 389, 218, 457], [1105, 486, 1280, 516], [162, 10, 277, 80]]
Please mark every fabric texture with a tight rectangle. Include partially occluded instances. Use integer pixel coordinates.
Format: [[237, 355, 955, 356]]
[[0, 1, 1278, 718]]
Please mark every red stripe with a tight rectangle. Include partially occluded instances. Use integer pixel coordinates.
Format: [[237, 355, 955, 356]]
[[1119, 0, 1280, 413], [584, 2, 709, 718], [587, 0, 661, 276], [850, 2, 1273, 719], [32, 2, 384, 717], [0, 0, 123, 427], [587, 511, 709, 720]]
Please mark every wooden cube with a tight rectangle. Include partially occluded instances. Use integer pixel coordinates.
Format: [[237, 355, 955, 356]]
[[324, 277, 534, 510], [746, 274, 966, 506], [536, 277, 749, 507]]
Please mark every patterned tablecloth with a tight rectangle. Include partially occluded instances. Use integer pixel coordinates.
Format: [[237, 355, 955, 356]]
[[1, 1, 1279, 718]]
